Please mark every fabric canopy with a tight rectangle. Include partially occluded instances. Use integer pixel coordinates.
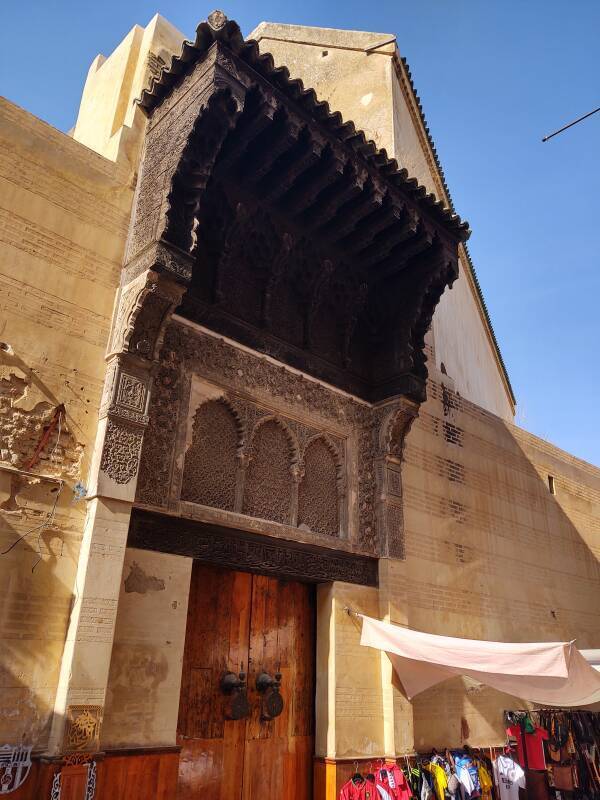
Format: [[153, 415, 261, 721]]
[[359, 614, 600, 707]]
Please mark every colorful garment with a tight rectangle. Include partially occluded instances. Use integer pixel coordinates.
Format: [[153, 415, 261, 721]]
[[478, 764, 493, 800], [385, 764, 413, 800], [506, 724, 548, 771], [493, 756, 526, 800], [340, 777, 375, 800], [454, 755, 481, 797], [424, 762, 448, 800]]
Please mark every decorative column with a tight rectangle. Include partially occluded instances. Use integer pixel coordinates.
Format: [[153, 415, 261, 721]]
[[374, 398, 419, 558]]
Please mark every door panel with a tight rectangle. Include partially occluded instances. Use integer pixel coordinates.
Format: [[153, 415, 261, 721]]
[[177, 562, 315, 799]]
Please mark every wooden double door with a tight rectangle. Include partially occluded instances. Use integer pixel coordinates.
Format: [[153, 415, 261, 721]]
[[177, 562, 316, 799]]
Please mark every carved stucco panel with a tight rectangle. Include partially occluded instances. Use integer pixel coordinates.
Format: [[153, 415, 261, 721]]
[[99, 420, 145, 486], [136, 321, 416, 556]]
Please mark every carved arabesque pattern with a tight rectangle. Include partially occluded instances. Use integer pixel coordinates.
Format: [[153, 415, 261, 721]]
[[215, 203, 282, 324], [99, 420, 144, 485], [163, 88, 245, 253], [181, 399, 241, 510], [136, 323, 377, 547], [135, 351, 182, 506], [135, 323, 418, 555], [298, 437, 340, 537], [242, 418, 296, 525]]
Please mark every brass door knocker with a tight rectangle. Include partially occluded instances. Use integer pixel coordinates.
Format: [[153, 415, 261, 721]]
[[220, 669, 250, 720], [256, 671, 284, 720]]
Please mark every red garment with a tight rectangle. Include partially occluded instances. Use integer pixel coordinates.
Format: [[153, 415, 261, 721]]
[[376, 766, 413, 800], [339, 778, 376, 800], [388, 765, 413, 800], [507, 725, 549, 771]]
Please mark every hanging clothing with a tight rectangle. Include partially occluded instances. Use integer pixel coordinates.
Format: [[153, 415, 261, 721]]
[[423, 762, 448, 800], [454, 754, 481, 797], [506, 724, 548, 771], [340, 777, 373, 800], [375, 774, 394, 800], [478, 764, 493, 800], [420, 772, 433, 800], [493, 756, 526, 800], [457, 766, 475, 796], [447, 772, 460, 800], [385, 764, 413, 800], [409, 766, 422, 797], [375, 766, 412, 800]]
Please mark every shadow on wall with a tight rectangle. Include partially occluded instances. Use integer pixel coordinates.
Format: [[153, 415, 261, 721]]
[[0, 498, 74, 797], [0, 380, 88, 794], [404, 377, 600, 751]]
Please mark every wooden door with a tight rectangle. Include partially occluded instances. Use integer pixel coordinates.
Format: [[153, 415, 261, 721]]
[[177, 562, 315, 799]]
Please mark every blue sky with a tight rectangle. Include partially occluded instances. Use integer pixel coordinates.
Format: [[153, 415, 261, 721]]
[[2, 1, 599, 464]]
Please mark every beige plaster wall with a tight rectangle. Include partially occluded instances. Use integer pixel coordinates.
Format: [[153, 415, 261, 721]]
[[329, 368, 599, 757], [73, 14, 185, 166], [102, 548, 192, 748], [251, 23, 396, 159], [251, 23, 514, 420], [433, 251, 515, 421], [0, 97, 132, 749], [399, 368, 600, 751]]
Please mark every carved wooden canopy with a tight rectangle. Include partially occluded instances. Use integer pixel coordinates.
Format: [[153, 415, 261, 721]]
[[128, 11, 470, 403]]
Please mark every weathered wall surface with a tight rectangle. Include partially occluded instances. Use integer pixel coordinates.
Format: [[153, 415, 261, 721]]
[[251, 23, 514, 420], [102, 548, 192, 748], [432, 254, 514, 420], [400, 367, 600, 750], [324, 367, 600, 756], [0, 97, 131, 749]]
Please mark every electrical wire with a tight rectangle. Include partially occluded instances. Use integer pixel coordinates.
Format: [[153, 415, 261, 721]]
[[31, 480, 64, 573], [49, 407, 63, 462], [30, 413, 65, 572], [542, 106, 600, 142], [0, 479, 64, 563], [2, 411, 65, 565]]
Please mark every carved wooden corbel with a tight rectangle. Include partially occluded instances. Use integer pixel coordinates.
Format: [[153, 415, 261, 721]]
[[370, 398, 420, 557]]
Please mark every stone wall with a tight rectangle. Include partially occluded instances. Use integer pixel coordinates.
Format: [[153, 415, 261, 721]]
[[311, 367, 600, 758], [101, 548, 192, 749], [401, 367, 600, 750], [0, 97, 131, 749]]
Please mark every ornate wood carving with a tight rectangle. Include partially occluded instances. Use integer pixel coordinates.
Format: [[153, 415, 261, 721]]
[[129, 509, 378, 587], [242, 417, 297, 525], [135, 321, 421, 557], [120, 9, 468, 556], [298, 436, 342, 537], [128, 12, 468, 404]]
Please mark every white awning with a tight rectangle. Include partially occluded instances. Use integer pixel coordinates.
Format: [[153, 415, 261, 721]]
[[359, 614, 600, 707]]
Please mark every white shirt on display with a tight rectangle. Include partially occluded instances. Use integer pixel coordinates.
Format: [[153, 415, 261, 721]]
[[493, 756, 526, 800]]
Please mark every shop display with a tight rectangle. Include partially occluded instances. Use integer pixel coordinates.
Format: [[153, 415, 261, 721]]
[[339, 709, 600, 800], [339, 750, 495, 800], [339, 762, 413, 800], [505, 709, 600, 799]]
